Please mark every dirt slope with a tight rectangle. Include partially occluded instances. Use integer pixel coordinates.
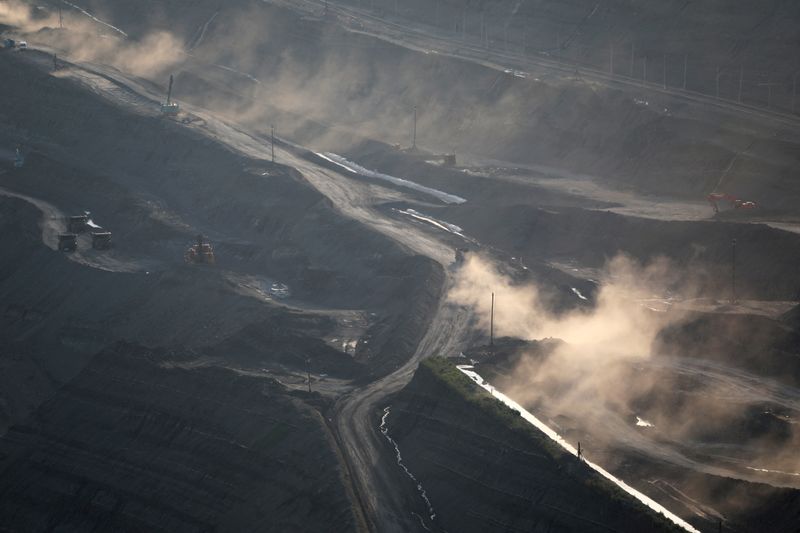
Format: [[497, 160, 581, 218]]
[[0, 342, 358, 533], [21, 1, 800, 213], [385, 358, 683, 533]]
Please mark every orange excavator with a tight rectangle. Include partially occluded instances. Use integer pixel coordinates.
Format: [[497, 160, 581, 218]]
[[707, 193, 757, 214], [184, 235, 215, 265]]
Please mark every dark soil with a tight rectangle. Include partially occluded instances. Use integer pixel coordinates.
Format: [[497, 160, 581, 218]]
[[0, 342, 358, 533], [386, 358, 683, 533]]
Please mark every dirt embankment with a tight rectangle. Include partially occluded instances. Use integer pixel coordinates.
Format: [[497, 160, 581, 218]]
[[0, 194, 358, 432], [34, 1, 800, 212], [435, 203, 800, 301], [384, 358, 682, 533], [0, 52, 417, 310], [357, 255, 445, 378], [0, 40, 455, 529], [469, 339, 800, 533], [1, 49, 447, 351], [341, 0, 800, 111], [0, 47, 449, 436], [656, 311, 800, 387], [0, 342, 358, 533]]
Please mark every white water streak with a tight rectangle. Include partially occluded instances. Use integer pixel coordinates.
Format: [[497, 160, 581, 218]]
[[395, 208, 476, 243], [456, 366, 700, 533], [571, 287, 588, 301], [317, 152, 466, 205], [380, 406, 437, 524]]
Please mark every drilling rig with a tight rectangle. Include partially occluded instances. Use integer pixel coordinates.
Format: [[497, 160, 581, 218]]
[[161, 74, 180, 116], [707, 193, 757, 214]]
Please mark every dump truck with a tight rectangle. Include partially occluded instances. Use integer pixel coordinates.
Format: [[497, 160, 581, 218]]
[[67, 215, 89, 234], [58, 234, 77, 252], [91, 232, 112, 250], [184, 235, 215, 264]]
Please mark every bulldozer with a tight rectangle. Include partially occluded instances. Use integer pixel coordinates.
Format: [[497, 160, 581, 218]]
[[184, 235, 215, 265]]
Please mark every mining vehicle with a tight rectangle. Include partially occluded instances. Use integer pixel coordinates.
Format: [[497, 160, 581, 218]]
[[707, 193, 757, 214], [91, 232, 112, 250], [58, 234, 77, 252], [67, 215, 89, 233], [184, 235, 215, 265], [160, 74, 180, 116]]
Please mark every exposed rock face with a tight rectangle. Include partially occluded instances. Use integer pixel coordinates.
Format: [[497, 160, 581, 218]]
[[385, 359, 680, 533], [0, 343, 358, 532]]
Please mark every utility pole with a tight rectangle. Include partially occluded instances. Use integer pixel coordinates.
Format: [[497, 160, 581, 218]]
[[716, 66, 721, 98], [462, 8, 466, 41], [663, 52, 667, 89], [738, 66, 744, 103], [731, 238, 737, 304], [58, 6, 63, 29], [793, 72, 798, 114], [630, 42, 635, 77], [490, 292, 495, 347], [271, 125, 275, 163], [683, 54, 688, 90]]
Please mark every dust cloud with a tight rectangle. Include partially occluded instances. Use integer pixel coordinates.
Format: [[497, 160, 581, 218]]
[[449, 253, 800, 490], [0, 1, 183, 77], [449, 253, 684, 359]]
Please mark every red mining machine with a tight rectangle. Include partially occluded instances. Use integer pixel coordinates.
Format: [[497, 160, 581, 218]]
[[707, 193, 757, 214], [184, 235, 216, 265]]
